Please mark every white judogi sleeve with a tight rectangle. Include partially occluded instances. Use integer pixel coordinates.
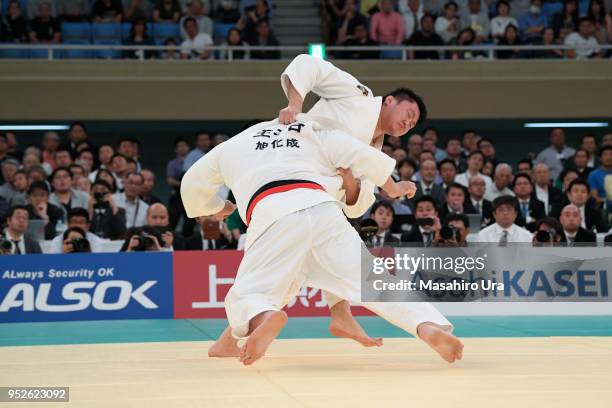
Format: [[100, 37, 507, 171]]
[[342, 180, 377, 219], [180, 147, 226, 218]]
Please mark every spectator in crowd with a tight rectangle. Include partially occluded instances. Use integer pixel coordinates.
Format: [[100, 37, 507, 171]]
[[93, 0, 124, 22], [213, 134, 229, 146], [565, 17, 602, 58], [532, 27, 564, 58], [1, 1, 29, 43], [559, 204, 597, 244], [24, 181, 63, 240], [117, 138, 141, 170], [554, 178, 608, 232], [587, 145, 612, 208], [340, 24, 378, 60], [26, 166, 47, 184], [183, 132, 212, 171], [476, 195, 533, 243], [603, 133, 612, 146], [444, 137, 466, 172], [335, 0, 367, 44], [393, 147, 408, 165], [28, 0, 56, 18], [461, 129, 479, 158], [89, 145, 114, 181], [397, 158, 418, 182], [422, 127, 445, 160], [180, 0, 213, 38], [405, 14, 444, 59], [61, 122, 89, 157], [154, 0, 182, 23], [359, 0, 379, 16], [439, 158, 458, 190], [94, 168, 118, 194], [121, 203, 179, 251], [161, 37, 180, 59], [321, 0, 345, 44], [455, 151, 493, 192], [438, 182, 477, 222], [48, 208, 104, 253], [182, 213, 236, 250], [477, 137, 497, 167], [76, 149, 95, 174], [533, 162, 563, 214], [366, 200, 401, 246], [552, 0, 579, 40], [422, 0, 445, 15], [41, 131, 60, 171], [69, 163, 87, 182], [220, 28, 250, 60], [75, 176, 91, 194], [237, 0, 270, 43], [123, 0, 156, 21], [491, 0, 518, 41], [113, 172, 149, 228], [370, 0, 405, 46], [215, 0, 241, 24], [486, 163, 514, 200], [532, 217, 564, 245], [407, 134, 423, 164], [481, 160, 494, 179], [559, 168, 579, 192], [124, 18, 157, 59], [166, 137, 189, 191], [467, 175, 493, 225], [48, 167, 90, 220], [435, 1, 459, 43], [2, 205, 42, 255], [249, 19, 280, 59], [569, 148, 594, 180], [413, 159, 446, 208], [517, 158, 533, 178], [448, 27, 483, 59], [89, 179, 127, 240], [28, 2, 61, 45], [513, 172, 545, 231], [400, 0, 424, 40], [460, 0, 489, 43], [61, 227, 91, 253], [140, 169, 162, 204], [496, 24, 523, 58], [401, 196, 441, 246], [535, 128, 575, 181], [580, 133, 599, 168], [57, 0, 91, 22], [1, 158, 19, 194], [1, 167, 27, 206], [445, 213, 470, 246], [180, 17, 214, 59], [518, 0, 547, 42], [108, 153, 129, 190], [587, 0, 608, 44]]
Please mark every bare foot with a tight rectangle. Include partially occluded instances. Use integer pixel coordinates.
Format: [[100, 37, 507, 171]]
[[208, 326, 240, 358], [417, 322, 464, 363], [329, 300, 383, 347], [240, 311, 288, 366]]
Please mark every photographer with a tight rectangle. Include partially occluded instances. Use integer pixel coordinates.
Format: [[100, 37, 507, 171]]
[[48, 208, 104, 253], [122, 226, 167, 252], [62, 227, 91, 253], [89, 180, 127, 240], [119, 203, 180, 252], [401, 196, 441, 247], [532, 217, 563, 247], [438, 213, 470, 247]]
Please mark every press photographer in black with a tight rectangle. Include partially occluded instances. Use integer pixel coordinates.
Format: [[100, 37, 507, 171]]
[[89, 179, 127, 240], [120, 203, 180, 252], [62, 227, 91, 253], [532, 217, 564, 247]]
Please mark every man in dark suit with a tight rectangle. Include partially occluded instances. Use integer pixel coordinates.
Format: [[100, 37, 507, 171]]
[[3, 205, 42, 254], [367, 200, 400, 247], [437, 182, 478, 223], [533, 163, 564, 214], [412, 159, 446, 209], [467, 175, 493, 226], [401, 196, 441, 246], [552, 179, 608, 233], [513, 173, 546, 231], [559, 204, 597, 245]]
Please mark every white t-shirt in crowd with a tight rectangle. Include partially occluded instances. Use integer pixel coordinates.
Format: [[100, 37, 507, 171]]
[[180, 33, 214, 59]]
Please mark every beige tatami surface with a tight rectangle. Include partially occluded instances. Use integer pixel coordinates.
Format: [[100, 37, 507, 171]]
[[1, 337, 611, 408]]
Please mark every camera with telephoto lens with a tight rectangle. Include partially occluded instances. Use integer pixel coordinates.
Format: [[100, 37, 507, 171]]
[[69, 237, 91, 253], [439, 225, 461, 243], [534, 229, 555, 244], [358, 219, 379, 242], [94, 192, 109, 209], [134, 232, 156, 251], [0, 238, 12, 255]]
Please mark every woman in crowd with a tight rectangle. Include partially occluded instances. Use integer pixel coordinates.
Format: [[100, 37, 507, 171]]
[[496, 24, 523, 59], [490, 0, 518, 42], [551, 0, 579, 41], [153, 0, 182, 23], [0, 0, 28, 43], [124, 18, 157, 59], [220, 28, 250, 59]]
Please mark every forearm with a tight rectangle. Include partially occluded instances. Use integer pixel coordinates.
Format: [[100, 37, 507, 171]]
[[285, 78, 304, 111]]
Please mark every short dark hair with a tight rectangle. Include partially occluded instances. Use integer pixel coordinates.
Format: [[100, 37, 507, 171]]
[[110, 153, 127, 163], [496, 0, 510, 12], [517, 158, 533, 169], [183, 16, 197, 28], [125, 171, 144, 183], [174, 137, 190, 148], [68, 207, 90, 223], [535, 217, 563, 239], [492, 195, 518, 212], [414, 196, 437, 212], [559, 168, 579, 183], [512, 172, 533, 188], [371, 200, 395, 218], [63, 226, 86, 240], [445, 137, 461, 147], [567, 178, 590, 193], [439, 158, 458, 170], [77, 148, 94, 158], [397, 157, 418, 170], [444, 1, 458, 9], [51, 166, 72, 180], [8, 205, 29, 219], [580, 133, 597, 144], [477, 137, 494, 148], [92, 179, 112, 191], [598, 145, 612, 157], [468, 150, 485, 161], [578, 16, 594, 25], [55, 146, 73, 158], [27, 181, 49, 195], [383, 88, 428, 128], [446, 213, 469, 229], [69, 121, 86, 132], [420, 13, 435, 24], [446, 182, 466, 196]]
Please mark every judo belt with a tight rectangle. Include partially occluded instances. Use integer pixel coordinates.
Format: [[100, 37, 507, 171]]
[[245, 179, 325, 225]]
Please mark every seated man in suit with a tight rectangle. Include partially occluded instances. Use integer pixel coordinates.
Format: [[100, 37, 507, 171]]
[[2, 205, 42, 254], [513, 172, 546, 232], [367, 200, 400, 247], [559, 204, 597, 245], [553, 179, 608, 233], [401, 196, 441, 246], [412, 159, 446, 208], [182, 213, 236, 250], [467, 175, 492, 227], [438, 182, 477, 223], [120, 203, 183, 251], [533, 163, 564, 215]]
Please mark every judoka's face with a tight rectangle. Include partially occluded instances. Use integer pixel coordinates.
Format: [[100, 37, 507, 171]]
[[382, 97, 420, 137]]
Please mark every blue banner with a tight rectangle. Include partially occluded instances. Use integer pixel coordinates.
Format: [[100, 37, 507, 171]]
[[0, 252, 174, 323]]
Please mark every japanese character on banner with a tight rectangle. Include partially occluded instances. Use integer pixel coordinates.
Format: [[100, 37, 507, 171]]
[[286, 287, 327, 308]]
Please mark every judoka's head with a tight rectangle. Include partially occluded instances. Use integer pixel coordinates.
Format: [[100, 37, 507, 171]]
[[380, 88, 427, 137]]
